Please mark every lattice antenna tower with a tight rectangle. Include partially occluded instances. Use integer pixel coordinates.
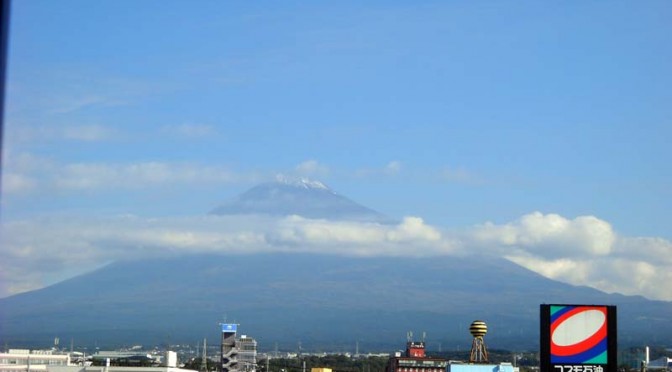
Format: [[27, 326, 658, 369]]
[[200, 338, 208, 372], [469, 320, 489, 363]]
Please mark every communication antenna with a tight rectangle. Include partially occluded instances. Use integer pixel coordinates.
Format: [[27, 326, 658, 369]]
[[422, 332, 426, 343], [407, 331, 413, 342], [200, 338, 208, 372]]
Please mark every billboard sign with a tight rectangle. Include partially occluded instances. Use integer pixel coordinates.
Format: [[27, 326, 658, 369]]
[[221, 323, 238, 333], [540, 305, 617, 372]]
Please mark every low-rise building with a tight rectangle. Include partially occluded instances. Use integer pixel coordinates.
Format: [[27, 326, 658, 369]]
[[385, 341, 447, 372], [235, 336, 257, 372], [648, 356, 672, 370], [445, 361, 518, 372], [0, 349, 72, 372]]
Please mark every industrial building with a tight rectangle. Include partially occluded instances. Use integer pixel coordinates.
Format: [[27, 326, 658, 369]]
[[384, 337, 447, 372]]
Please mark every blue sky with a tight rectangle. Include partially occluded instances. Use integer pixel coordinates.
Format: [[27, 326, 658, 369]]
[[2, 1, 671, 300]]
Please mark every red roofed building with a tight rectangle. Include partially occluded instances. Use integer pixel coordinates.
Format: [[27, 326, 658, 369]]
[[385, 341, 447, 372]]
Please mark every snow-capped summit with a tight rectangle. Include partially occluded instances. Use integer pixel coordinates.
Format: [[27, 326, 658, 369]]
[[210, 177, 392, 223], [274, 174, 332, 192]]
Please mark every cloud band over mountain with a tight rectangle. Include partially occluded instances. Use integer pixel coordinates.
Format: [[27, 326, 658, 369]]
[[2, 212, 670, 301]]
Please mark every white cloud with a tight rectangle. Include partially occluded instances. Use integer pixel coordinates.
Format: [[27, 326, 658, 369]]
[[615, 236, 672, 265], [506, 256, 593, 284], [441, 166, 483, 185], [1, 203, 670, 301], [161, 123, 216, 138], [0, 214, 456, 297], [295, 160, 329, 177], [8, 123, 116, 142], [8, 69, 163, 117], [354, 161, 404, 178], [1, 173, 37, 194], [1, 152, 52, 196], [468, 212, 670, 301], [384, 161, 402, 174], [62, 124, 116, 141], [48, 95, 121, 114], [2, 154, 254, 195], [52, 162, 242, 190], [271, 216, 446, 255], [470, 212, 616, 258]]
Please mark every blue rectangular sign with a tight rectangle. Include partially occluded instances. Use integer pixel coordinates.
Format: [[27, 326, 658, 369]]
[[221, 323, 237, 333]]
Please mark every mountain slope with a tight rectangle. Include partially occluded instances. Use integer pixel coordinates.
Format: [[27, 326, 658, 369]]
[[3, 179, 670, 350], [1, 253, 670, 350]]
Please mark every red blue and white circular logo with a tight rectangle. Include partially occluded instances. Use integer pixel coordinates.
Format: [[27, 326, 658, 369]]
[[550, 306, 608, 364]]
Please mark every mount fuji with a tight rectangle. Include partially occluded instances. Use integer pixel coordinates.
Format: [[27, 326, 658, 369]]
[[210, 176, 392, 223], [1, 179, 671, 350]]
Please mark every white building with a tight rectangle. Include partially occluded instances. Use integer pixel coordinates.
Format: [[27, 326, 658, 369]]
[[235, 335, 257, 372], [49, 367, 196, 372], [0, 349, 72, 372]]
